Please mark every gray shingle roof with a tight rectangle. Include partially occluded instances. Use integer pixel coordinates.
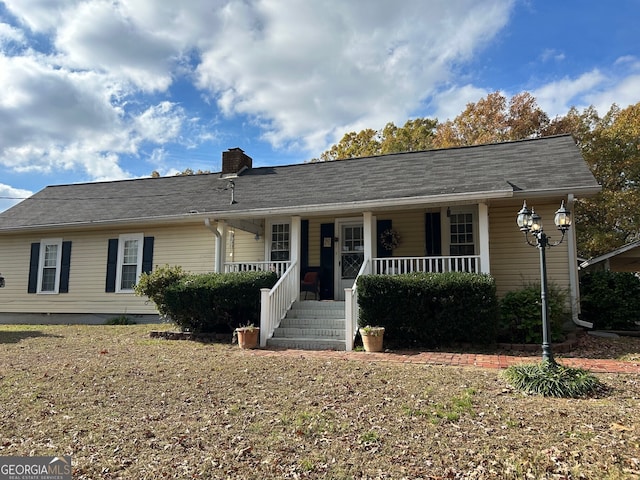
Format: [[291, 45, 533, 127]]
[[0, 135, 600, 231]]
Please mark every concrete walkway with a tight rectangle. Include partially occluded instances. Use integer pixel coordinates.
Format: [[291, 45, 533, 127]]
[[248, 348, 640, 374]]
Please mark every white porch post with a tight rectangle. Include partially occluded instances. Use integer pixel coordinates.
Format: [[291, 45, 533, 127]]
[[363, 211, 374, 261], [260, 288, 269, 347], [478, 203, 490, 274], [291, 215, 301, 299], [217, 220, 227, 273]]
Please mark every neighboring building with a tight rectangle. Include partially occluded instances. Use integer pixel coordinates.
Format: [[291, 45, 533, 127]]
[[579, 240, 640, 273], [0, 135, 600, 349]]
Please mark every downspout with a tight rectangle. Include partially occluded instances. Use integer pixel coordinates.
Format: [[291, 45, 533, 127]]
[[204, 218, 222, 273], [566, 195, 593, 328]]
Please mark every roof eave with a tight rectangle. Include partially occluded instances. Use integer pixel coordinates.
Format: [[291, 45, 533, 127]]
[[512, 185, 601, 199]]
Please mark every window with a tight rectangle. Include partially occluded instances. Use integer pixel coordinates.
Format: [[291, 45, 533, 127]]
[[270, 223, 290, 261], [341, 224, 364, 278], [105, 235, 154, 293], [37, 238, 62, 293], [116, 234, 143, 292], [28, 240, 72, 294], [450, 213, 475, 255]]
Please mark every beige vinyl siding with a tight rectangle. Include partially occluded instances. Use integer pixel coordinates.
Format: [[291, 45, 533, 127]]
[[307, 216, 335, 267], [306, 212, 428, 265], [0, 223, 217, 315], [489, 201, 571, 298], [228, 229, 265, 263], [379, 211, 425, 257]]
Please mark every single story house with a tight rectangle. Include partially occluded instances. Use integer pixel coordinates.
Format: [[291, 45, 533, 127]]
[[0, 135, 600, 349], [579, 240, 640, 274]]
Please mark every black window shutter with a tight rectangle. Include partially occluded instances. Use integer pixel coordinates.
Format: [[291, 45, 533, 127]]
[[59, 241, 72, 293], [105, 239, 118, 292], [27, 243, 40, 294], [425, 212, 442, 256], [376, 219, 393, 258], [142, 237, 154, 274]]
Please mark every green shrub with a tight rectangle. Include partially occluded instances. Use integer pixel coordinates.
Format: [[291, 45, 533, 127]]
[[580, 271, 640, 330], [163, 271, 278, 333], [502, 362, 602, 398], [105, 315, 137, 325], [357, 272, 499, 348], [134, 264, 186, 318], [499, 283, 568, 344]]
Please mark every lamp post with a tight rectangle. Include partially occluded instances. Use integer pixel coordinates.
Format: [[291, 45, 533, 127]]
[[516, 200, 572, 365]]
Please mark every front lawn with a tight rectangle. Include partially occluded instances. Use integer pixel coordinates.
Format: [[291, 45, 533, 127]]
[[0, 324, 639, 479]]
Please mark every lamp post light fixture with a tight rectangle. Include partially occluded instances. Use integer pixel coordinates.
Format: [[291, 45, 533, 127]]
[[516, 200, 572, 365]]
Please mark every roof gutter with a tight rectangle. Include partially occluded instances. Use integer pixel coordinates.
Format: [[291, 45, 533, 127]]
[[512, 185, 601, 199], [200, 189, 517, 220]]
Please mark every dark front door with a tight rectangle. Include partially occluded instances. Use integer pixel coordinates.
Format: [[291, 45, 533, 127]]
[[319, 223, 334, 299]]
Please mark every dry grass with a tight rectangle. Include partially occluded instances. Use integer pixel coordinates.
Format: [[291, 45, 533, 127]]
[[1, 324, 639, 479]]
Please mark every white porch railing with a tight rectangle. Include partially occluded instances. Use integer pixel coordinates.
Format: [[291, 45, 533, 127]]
[[259, 261, 299, 347], [344, 258, 371, 351], [225, 261, 291, 277], [372, 255, 481, 275]]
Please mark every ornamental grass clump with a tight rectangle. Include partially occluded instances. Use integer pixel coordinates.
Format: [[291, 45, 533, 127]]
[[502, 362, 602, 398]]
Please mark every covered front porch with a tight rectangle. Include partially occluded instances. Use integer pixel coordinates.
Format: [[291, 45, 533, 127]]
[[210, 204, 491, 351]]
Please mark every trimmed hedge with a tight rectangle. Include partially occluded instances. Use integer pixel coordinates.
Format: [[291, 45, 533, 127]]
[[499, 283, 568, 344], [136, 269, 278, 333], [356, 272, 499, 348], [580, 271, 640, 330]]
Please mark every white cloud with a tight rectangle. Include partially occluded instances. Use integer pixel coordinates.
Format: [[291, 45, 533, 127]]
[[0, 0, 517, 169], [614, 55, 640, 70], [0, 52, 188, 180], [194, 0, 514, 151], [429, 84, 492, 122], [0, 183, 32, 213], [532, 70, 608, 117], [0, 21, 24, 44], [539, 48, 565, 63], [586, 74, 640, 116]]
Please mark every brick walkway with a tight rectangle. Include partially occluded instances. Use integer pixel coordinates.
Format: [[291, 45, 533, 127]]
[[248, 348, 640, 374]]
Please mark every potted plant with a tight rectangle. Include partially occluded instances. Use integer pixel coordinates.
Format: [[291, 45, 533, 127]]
[[234, 324, 260, 349], [359, 325, 385, 352]]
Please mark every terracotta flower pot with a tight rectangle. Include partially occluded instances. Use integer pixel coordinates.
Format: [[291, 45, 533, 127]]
[[236, 327, 260, 349], [359, 327, 385, 352]]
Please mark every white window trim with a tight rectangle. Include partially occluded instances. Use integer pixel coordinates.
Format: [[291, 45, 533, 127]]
[[444, 206, 478, 256], [115, 233, 144, 293], [265, 219, 291, 262], [37, 238, 63, 294]]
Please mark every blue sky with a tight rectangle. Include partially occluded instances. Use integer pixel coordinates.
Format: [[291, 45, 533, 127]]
[[1, 0, 639, 212]]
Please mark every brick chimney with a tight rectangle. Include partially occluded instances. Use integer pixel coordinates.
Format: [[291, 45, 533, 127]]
[[221, 148, 252, 176]]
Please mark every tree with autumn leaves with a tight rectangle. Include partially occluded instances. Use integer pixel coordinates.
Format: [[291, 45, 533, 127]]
[[315, 92, 640, 259]]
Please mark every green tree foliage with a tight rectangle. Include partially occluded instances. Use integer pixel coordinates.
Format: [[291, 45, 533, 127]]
[[433, 92, 549, 147], [573, 103, 640, 257], [379, 118, 438, 153], [316, 118, 438, 161]]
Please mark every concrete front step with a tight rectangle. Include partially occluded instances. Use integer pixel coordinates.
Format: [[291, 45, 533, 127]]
[[279, 317, 345, 329], [272, 327, 345, 340], [267, 337, 346, 351], [285, 301, 346, 319], [266, 300, 347, 351]]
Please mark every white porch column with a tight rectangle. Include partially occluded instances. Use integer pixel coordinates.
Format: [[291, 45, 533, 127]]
[[478, 203, 490, 274], [217, 220, 227, 273], [363, 211, 375, 261]]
